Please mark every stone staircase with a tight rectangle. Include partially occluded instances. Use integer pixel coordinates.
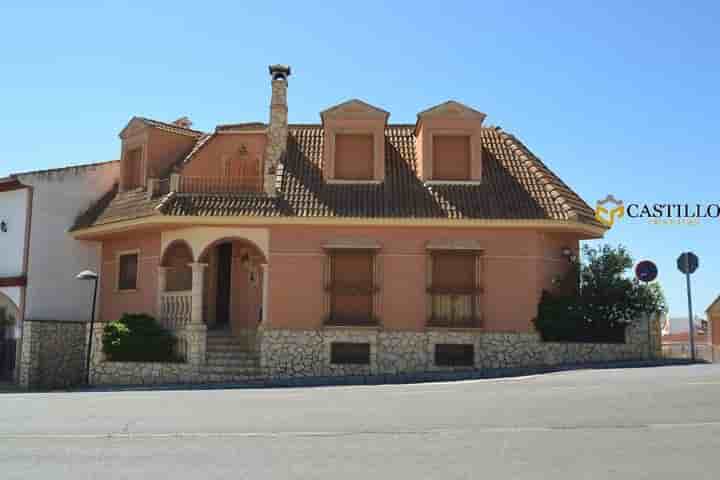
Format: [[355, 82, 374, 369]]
[[199, 330, 262, 382]]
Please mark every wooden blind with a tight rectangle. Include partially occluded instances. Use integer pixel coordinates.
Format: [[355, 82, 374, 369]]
[[334, 134, 374, 180], [432, 135, 471, 181], [118, 253, 138, 291], [329, 251, 374, 324], [124, 148, 143, 189], [431, 252, 476, 293]]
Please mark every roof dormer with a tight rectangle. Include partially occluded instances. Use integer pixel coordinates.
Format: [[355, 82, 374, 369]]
[[415, 101, 486, 184], [320, 99, 389, 183], [118, 117, 201, 191]]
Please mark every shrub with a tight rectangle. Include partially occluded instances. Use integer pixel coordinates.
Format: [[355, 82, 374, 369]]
[[533, 244, 667, 343], [102, 313, 180, 362]]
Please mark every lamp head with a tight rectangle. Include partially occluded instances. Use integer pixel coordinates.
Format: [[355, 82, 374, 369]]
[[76, 270, 98, 281]]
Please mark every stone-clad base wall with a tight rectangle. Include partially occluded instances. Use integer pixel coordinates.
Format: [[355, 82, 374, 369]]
[[84, 315, 661, 386], [19, 320, 88, 389], [259, 315, 661, 378]]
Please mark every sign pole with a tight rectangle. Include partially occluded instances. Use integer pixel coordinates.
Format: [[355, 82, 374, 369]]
[[685, 255, 695, 362]]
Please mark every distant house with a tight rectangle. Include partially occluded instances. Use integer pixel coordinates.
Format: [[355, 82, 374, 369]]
[[707, 296, 720, 361]]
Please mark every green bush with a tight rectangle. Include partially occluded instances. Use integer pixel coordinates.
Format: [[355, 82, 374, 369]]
[[102, 313, 180, 362], [533, 244, 666, 343]]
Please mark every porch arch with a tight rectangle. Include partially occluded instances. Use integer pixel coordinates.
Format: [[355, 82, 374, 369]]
[[199, 237, 268, 331], [160, 240, 194, 292], [160, 227, 270, 265]]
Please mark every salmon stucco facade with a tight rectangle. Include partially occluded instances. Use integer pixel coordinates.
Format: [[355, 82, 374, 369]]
[[70, 65, 659, 385]]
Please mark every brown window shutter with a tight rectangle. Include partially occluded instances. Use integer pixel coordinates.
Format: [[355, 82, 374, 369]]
[[124, 148, 143, 189], [334, 134, 374, 180], [329, 251, 374, 324], [118, 253, 138, 291], [432, 135, 471, 181], [431, 252, 475, 293]]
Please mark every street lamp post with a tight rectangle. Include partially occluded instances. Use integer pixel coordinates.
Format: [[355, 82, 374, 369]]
[[76, 270, 98, 385]]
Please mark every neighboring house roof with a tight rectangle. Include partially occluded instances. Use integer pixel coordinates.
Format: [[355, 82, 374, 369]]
[[73, 125, 602, 230], [11, 160, 119, 179], [706, 295, 720, 314], [662, 331, 708, 344]]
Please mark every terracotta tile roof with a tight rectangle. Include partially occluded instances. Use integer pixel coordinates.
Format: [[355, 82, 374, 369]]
[[137, 117, 205, 137], [75, 125, 602, 229]]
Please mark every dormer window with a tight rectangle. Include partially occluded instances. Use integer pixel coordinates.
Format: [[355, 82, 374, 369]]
[[415, 101, 486, 184], [432, 135, 471, 181], [335, 134, 374, 180], [320, 99, 389, 183]]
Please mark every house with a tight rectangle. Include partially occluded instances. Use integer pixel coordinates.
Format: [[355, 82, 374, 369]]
[[67, 64, 656, 386], [0, 162, 119, 385], [707, 296, 720, 361]]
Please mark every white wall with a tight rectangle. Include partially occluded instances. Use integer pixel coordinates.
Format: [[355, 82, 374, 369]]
[[0, 188, 29, 278], [19, 162, 119, 322]]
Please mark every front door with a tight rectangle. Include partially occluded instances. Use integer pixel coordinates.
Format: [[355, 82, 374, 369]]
[[215, 243, 233, 327]]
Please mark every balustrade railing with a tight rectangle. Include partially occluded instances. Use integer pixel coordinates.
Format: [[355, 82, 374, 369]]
[[159, 291, 193, 331], [178, 176, 263, 194]]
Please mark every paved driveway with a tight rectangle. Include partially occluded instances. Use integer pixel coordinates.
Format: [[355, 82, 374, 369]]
[[2, 364, 719, 479]]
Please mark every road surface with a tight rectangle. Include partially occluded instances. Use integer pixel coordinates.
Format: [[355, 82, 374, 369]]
[[2, 364, 719, 479]]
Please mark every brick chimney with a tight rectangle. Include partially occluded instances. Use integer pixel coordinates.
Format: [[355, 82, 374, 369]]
[[263, 64, 291, 195]]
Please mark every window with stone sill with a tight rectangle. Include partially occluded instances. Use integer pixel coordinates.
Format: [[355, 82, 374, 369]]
[[117, 252, 139, 291], [427, 250, 483, 328], [324, 250, 379, 326]]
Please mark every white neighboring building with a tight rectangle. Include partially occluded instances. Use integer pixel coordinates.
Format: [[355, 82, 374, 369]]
[[0, 161, 118, 381], [0, 178, 31, 339], [15, 162, 119, 323]]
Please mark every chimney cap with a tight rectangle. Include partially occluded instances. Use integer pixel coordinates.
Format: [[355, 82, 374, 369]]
[[269, 64, 291, 80], [172, 116, 193, 129]]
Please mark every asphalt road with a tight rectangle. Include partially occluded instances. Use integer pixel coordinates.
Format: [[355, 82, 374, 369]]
[[2, 364, 719, 479]]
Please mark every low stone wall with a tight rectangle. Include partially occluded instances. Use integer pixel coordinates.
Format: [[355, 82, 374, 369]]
[[260, 315, 662, 379], [85, 315, 662, 386], [18, 319, 88, 389], [88, 322, 206, 386]]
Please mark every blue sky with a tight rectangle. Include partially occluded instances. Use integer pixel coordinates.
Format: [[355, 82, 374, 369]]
[[1, 1, 718, 319]]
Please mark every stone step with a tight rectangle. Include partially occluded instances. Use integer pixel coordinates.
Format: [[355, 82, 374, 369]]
[[205, 344, 252, 353]]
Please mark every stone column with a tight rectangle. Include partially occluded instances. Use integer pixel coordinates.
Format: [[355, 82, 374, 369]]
[[189, 263, 207, 326], [260, 263, 269, 326], [157, 266, 168, 320], [186, 262, 208, 366]]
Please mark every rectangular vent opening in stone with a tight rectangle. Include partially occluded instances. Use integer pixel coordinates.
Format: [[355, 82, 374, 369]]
[[434, 344, 474, 367], [330, 342, 371, 365]]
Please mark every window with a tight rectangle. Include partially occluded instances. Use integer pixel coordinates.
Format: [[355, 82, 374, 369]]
[[331, 342, 371, 365], [326, 250, 377, 325], [432, 135, 471, 181], [435, 344, 474, 367], [334, 134, 374, 180], [428, 251, 481, 327], [124, 148, 143, 189], [162, 243, 193, 292], [118, 252, 139, 291]]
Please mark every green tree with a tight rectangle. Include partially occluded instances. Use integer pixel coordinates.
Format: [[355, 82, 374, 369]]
[[534, 244, 666, 342]]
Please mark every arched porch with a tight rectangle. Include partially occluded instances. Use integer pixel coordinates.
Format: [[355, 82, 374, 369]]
[[157, 233, 269, 349]]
